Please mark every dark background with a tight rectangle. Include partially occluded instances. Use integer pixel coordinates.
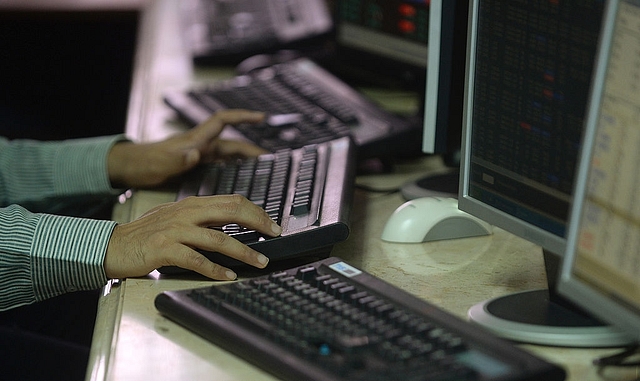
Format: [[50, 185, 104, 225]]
[[0, 10, 139, 141]]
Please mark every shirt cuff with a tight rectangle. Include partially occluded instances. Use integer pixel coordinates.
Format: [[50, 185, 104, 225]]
[[31, 213, 115, 301]]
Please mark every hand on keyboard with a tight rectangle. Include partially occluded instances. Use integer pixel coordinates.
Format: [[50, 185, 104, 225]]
[[167, 136, 354, 271], [104, 194, 282, 281], [107, 109, 268, 189]]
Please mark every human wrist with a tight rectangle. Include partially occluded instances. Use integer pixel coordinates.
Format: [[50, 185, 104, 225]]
[[107, 141, 136, 188]]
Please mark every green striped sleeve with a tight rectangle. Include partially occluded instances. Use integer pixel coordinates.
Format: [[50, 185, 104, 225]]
[[0, 205, 115, 311], [31, 213, 115, 302], [0, 205, 39, 310], [0, 135, 125, 206]]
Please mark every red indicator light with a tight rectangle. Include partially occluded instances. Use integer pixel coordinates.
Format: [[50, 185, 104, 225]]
[[399, 4, 417, 17], [398, 19, 416, 33]]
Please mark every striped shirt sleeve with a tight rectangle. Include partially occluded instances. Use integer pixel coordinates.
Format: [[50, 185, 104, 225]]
[[0, 205, 115, 311], [0, 135, 125, 206], [0, 135, 124, 311]]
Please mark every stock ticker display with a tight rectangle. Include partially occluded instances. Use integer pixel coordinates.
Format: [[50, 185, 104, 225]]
[[337, 0, 430, 44], [468, 0, 605, 235]]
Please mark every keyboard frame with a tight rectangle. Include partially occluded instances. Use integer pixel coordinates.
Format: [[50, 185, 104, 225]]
[[163, 57, 421, 159], [161, 137, 355, 271], [180, 0, 333, 65], [155, 257, 567, 381]]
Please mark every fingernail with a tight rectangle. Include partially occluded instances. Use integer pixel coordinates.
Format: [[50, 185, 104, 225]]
[[257, 254, 269, 266], [225, 270, 237, 280], [271, 223, 282, 236]]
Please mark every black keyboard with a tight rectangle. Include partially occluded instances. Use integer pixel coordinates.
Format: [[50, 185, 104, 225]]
[[163, 57, 419, 159], [179, 0, 332, 65], [155, 257, 566, 381], [164, 137, 355, 271]]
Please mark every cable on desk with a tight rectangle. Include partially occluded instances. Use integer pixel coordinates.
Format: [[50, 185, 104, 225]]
[[593, 345, 640, 381], [593, 345, 640, 367]]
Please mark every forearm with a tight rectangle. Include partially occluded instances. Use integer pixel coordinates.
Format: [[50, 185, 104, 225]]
[[0, 205, 114, 311]]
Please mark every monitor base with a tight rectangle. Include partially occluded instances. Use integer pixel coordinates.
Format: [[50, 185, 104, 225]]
[[468, 289, 633, 347], [400, 169, 459, 200]]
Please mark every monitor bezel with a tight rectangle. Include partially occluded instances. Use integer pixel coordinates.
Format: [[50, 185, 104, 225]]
[[422, 0, 465, 156], [422, 0, 444, 153]]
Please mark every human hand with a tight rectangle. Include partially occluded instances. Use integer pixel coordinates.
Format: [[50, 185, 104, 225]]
[[108, 109, 267, 189], [104, 194, 282, 280]]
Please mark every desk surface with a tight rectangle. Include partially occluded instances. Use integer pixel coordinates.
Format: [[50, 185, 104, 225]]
[[93, 185, 639, 381], [88, 1, 639, 380]]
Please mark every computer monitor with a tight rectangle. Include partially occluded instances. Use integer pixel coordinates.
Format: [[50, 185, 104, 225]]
[[558, 0, 640, 346], [458, 0, 632, 347], [400, 0, 469, 200], [330, 0, 468, 198], [326, 0, 468, 178]]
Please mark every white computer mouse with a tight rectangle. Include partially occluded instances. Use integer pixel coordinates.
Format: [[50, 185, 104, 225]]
[[381, 197, 493, 243]]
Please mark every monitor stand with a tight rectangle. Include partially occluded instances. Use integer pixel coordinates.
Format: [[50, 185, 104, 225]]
[[400, 168, 460, 200], [468, 250, 633, 347]]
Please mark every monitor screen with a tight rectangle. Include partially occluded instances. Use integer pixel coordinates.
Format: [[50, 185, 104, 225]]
[[336, 0, 428, 67], [331, 0, 429, 88], [459, 0, 604, 256], [559, 0, 640, 344], [457, 0, 635, 348]]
